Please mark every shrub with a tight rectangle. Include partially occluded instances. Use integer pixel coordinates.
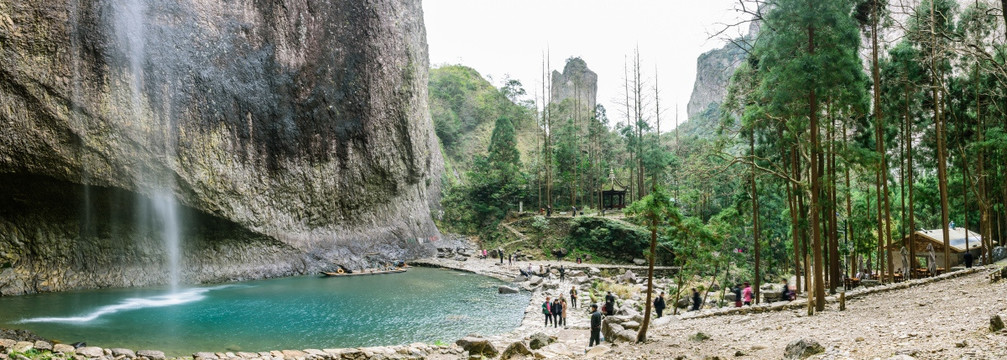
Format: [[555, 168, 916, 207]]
[[566, 217, 649, 262]]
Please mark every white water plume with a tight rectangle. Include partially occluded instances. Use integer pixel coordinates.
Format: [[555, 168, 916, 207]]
[[17, 285, 234, 324]]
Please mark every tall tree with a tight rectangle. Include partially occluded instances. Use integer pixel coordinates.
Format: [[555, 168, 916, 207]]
[[754, 0, 864, 311]]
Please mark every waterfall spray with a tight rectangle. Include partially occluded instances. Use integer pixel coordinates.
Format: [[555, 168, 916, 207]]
[[112, 0, 183, 290]]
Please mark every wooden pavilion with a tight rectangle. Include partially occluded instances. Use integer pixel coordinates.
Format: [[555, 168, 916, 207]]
[[892, 228, 983, 273]]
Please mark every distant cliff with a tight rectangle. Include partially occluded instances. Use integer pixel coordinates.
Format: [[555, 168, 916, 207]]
[[0, 0, 442, 294], [683, 19, 758, 138], [551, 57, 598, 112]]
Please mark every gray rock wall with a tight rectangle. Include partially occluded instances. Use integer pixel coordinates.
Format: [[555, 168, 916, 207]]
[[550, 57, 597, 112], [0, 0, 442, 294]]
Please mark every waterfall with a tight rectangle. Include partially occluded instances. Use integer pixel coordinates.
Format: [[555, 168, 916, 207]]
[[151, 192, 181, 291], [111, 0, 183, 290], [69, 0, 95, 240]]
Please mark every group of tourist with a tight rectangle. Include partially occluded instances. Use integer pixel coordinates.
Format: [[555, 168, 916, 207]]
[[541, 296, 569, 328]]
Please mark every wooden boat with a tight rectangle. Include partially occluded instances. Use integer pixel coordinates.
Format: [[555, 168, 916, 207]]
[[319, 268, 408, 277]]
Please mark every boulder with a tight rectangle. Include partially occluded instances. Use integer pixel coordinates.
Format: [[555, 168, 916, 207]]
[[588, 267, 601, 275], [676, 297, 690, 308], [622, 321, 640, 330], [550, 248, 568, 258], [111, 348, 136, 358], [455, 337, 498, 358], [32, 341, 52, 351], [528, 333, 554, 350], [621, 270, 637, 283], [53, 344, 76, 354], [500, 341, 532, 360], [137, 350, 166, 360], [724, 293, 737, 301], [991, 314, 1005, 332], [632, 258, 647, 266], [13, 341, 33, 352], [280, 350, 306, 358], [193, 352, 218, 360], [498, 286, 519, 294], [0, 339, 16, 352], [584, 254, 592, 262], [529, 276, 545, 286], [784, 339, 824, 359], [76, 347, 106, 358]]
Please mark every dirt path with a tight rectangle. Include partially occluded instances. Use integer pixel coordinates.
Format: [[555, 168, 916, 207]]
[[623, 268, 1007, 360]]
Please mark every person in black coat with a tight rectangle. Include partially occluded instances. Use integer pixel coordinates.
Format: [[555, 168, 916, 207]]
[[550, 298, 562, 328], [732, 284, 742, 308], [691, 288, 702, 311], [559, 265, 565, 281], [604, 291, 616, 315], [654, 291, 667, 318], [589, 304, 602, 347], [963, 252, 974, 268]]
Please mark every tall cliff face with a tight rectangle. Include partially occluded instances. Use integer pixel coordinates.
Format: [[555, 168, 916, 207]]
[[550, 57, 597, 111], [685, 43, 747, 122], [0, 0, 442, 295]]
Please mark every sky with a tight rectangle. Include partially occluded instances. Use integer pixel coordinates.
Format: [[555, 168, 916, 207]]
[[422, 0, 752, 131]]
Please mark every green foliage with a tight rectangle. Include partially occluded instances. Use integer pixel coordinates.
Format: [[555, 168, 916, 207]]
[[566, 217, 649, 262], [440, 116, 527, 235], [531, 215, 549, 233]]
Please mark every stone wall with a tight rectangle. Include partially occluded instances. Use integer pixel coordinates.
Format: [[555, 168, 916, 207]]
[[0, 0, 442, 294]]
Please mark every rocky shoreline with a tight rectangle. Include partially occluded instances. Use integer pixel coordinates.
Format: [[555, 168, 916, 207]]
[[3, 246, 997, 360]]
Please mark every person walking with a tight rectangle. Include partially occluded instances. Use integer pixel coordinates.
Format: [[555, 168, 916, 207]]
[[690, 288, 702, 311], [604, 291, 616, 316], [542, 296, 553, 327], [560, 298, 568, 327], [742, 282, 753, 306], [499, 248, 504, 264], [732, 284, 742, 308], [550, 298, 562, 328], [570, 286, 578, 309], [508, 253, 513, 266], [589, 304, 602, 347], [780, 280, 791, 301], [559, 265, 565, 281], [654, 291, 666, 318]]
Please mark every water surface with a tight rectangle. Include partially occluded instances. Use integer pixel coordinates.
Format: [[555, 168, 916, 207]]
[[0, 268, 528, 355]]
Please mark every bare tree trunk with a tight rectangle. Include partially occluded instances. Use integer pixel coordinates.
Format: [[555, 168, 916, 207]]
[[905, 82, 916, 277], [790, 143, 803, 294], [828, 101, 839, 293], [931, 0, 952, 273], [844, 109, 854, 280], [808, 20, 825, 312], [637, 178, 658, 342], [751, 129, 762, 304]]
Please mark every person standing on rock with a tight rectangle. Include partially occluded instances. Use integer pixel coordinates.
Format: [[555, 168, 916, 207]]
[[559, 265, 566, 281], [742, 282, 753, 306], [499, 248, 504, 264], [570, 286, 578, 309], [542, 296, 553, 327], [654, 291, 666, 318], [691, 288, 702, 311], [589, 304, 602, 347], [551, 298, 562, 328], [732, 284, 743, 307], [604, 291, 616, 316], [560, 298, 569, 327]]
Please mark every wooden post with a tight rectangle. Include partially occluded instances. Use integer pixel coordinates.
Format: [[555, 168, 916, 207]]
[[839, 291, 846, 311]]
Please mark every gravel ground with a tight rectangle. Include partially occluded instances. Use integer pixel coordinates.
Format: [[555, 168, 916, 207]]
[[623, 269, 1007, 360]]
